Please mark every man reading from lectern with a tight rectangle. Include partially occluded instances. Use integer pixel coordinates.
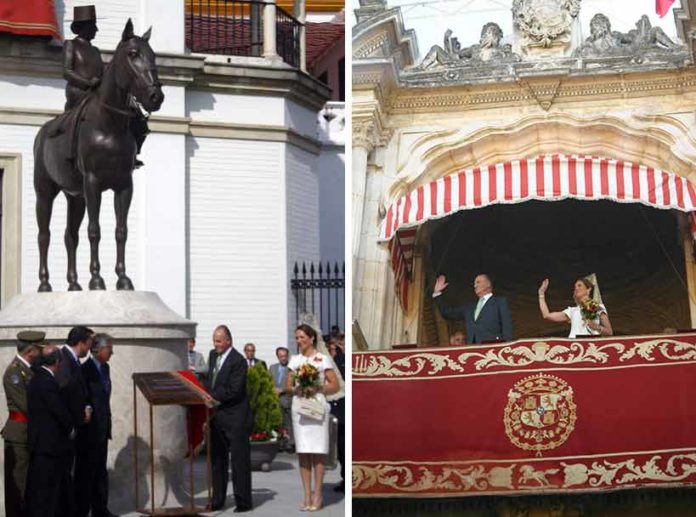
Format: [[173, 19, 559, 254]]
[[433, 274, 513, 344], [206, 325, 253, 512]]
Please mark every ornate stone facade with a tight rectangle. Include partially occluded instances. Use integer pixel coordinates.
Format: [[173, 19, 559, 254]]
[[353, 0, 696, 352]]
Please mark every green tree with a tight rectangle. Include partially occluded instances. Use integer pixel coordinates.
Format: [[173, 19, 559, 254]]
[[247, 363, 283, 439]]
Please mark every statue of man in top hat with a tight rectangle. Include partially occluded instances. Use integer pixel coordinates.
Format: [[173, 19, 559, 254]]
[[61, 5, 148, 167], [63, 5, 103, 111]]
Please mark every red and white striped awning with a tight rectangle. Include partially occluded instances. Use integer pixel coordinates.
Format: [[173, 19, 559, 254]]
[[383, 155, 696, 311], [381, 154, 696, 241]]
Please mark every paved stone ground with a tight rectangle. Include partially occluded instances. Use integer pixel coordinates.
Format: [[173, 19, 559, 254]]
[[122, 452, 345, 516]]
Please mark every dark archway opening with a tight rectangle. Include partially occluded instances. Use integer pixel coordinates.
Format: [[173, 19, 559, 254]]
[[426, 199, 691, 340]]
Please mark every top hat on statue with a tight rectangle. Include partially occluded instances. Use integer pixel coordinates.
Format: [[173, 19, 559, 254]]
[[72, 5, 97, 23]]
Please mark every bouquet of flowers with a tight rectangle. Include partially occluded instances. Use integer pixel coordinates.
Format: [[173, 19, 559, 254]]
[[296, 363, 320, 398], [580, 299, 601, 320]]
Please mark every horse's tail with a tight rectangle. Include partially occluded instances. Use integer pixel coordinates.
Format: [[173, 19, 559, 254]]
[[33, 125, 51, 189]]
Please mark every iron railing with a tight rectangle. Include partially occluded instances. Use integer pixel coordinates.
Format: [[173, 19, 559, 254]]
[[186, 0, 263, 57], [276, 6, 301, 69], [291, 261, 345, 337]]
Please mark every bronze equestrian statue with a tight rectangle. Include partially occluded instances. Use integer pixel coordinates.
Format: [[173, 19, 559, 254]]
[[33, 7, 163, 292]]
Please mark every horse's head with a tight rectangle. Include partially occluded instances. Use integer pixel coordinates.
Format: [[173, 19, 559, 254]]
[[113, 19, 164, 113]]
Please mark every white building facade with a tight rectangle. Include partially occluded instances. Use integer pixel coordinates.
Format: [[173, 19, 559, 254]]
[[0, 0, 344, 361]]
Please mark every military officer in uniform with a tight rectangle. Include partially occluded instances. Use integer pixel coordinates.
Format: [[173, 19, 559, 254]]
[[1, 330, 45, 517]]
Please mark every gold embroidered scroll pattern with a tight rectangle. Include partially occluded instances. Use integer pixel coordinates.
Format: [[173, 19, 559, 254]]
[[354, 352, 465, 377], [353, 337, 696, 378], [561, 453, 696, 488], [620, 339, 696, 362], [352, 463, 516, 493], [458, 342, 625, 370]]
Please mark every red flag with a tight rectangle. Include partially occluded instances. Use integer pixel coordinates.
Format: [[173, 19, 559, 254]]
[[656, 0, 675, 17]]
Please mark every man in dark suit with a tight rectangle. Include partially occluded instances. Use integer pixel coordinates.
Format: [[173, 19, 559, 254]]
[[206, 325, 253, 512], [243, 342, 267, 369], [2, 330, 43, 517], [269, 346, 294, 452], [433, 273, 513, 344], [56, 326, 93, 517], [25, 343, 74, 517], [75, 333, 116, 517]]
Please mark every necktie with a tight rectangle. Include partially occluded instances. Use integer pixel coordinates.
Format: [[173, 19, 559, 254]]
[[248, 359, 252, 367], [474, 297, 485, 320], [277, 365, 284, 386], [211, 355, 221, 386]]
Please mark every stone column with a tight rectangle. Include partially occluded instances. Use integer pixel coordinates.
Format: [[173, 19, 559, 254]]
[[352, 120, 376, 259], [263, 0, 279, 60], [294, 0, 306, 71], [351, 121, 376, 331]]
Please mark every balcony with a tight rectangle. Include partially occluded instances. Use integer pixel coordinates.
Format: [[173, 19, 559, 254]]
[[185, 0, 303, 68]]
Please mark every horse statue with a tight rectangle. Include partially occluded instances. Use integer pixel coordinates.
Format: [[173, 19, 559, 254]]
[[33, 19, 164, 292]]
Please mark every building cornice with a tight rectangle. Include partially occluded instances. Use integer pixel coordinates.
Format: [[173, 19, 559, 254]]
[[387, 68, 696, 114], [0, 107, 324, 155]]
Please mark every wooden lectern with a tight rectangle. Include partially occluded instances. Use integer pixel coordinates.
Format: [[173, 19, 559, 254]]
[[132, 372, 216, 516]]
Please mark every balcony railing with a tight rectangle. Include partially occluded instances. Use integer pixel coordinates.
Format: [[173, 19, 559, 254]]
[[276, 6, 301, 68], [185, 0, 302, 68]]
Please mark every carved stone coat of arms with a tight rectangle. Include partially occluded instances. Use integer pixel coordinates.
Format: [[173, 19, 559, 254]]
[[512, 0, 581, 49]]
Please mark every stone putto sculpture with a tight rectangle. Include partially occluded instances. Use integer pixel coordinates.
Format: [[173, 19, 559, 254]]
[[575, 13, 678, 57], [419, 22, 519, 70]]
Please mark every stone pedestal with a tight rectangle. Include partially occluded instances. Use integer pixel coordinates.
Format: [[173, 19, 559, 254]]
[[0, 291, 196, 514]]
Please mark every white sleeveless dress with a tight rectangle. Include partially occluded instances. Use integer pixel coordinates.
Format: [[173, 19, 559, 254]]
[[289, 352, 332, 454]]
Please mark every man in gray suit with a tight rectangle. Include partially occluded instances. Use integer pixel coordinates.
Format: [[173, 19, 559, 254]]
[[269, 347, 294, 452], [433, 273, 513, 344]]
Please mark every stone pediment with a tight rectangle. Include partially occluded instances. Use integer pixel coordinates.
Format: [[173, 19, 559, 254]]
[[353, 0, 418, 70], [352, 1, 692, 89]]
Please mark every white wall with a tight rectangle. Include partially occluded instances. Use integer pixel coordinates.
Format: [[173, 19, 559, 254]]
[[187, 136, 288, 364], [0, 75, 65, 111], [187, 92, 286, 127], [286, 146, 320, 343], [317, 149, 345, 264], [140, 133, 187, 315]]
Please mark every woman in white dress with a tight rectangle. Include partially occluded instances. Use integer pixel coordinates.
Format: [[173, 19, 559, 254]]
[[538, 277, 613, 338], [286, 324, 339, 511]]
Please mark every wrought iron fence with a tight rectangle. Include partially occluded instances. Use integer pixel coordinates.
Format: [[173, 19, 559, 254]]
[[276, 6, 301, 69], [186, 0, 263, 57], [291, 261, 345, 337]]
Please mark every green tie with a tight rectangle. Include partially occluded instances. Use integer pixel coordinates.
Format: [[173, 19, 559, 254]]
[[211, 355, 221, 386], [474, 297, 485, 321]]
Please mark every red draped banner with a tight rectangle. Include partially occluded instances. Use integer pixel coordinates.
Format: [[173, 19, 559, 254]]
[[353, 333, 696, 497], [0, 0, 60, 39]]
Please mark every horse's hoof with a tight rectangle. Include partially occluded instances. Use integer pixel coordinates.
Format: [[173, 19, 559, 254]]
[[116, 276, 134, 290], [67, 282, 82, 291], [89, 277, 106, 290], [38, 282, 52, 293]]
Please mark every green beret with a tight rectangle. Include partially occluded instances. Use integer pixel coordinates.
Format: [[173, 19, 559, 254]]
[[16, 330, 47, 346]]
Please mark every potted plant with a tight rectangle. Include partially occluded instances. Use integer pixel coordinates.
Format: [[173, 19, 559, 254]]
[[247, 362, 287, 471]]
